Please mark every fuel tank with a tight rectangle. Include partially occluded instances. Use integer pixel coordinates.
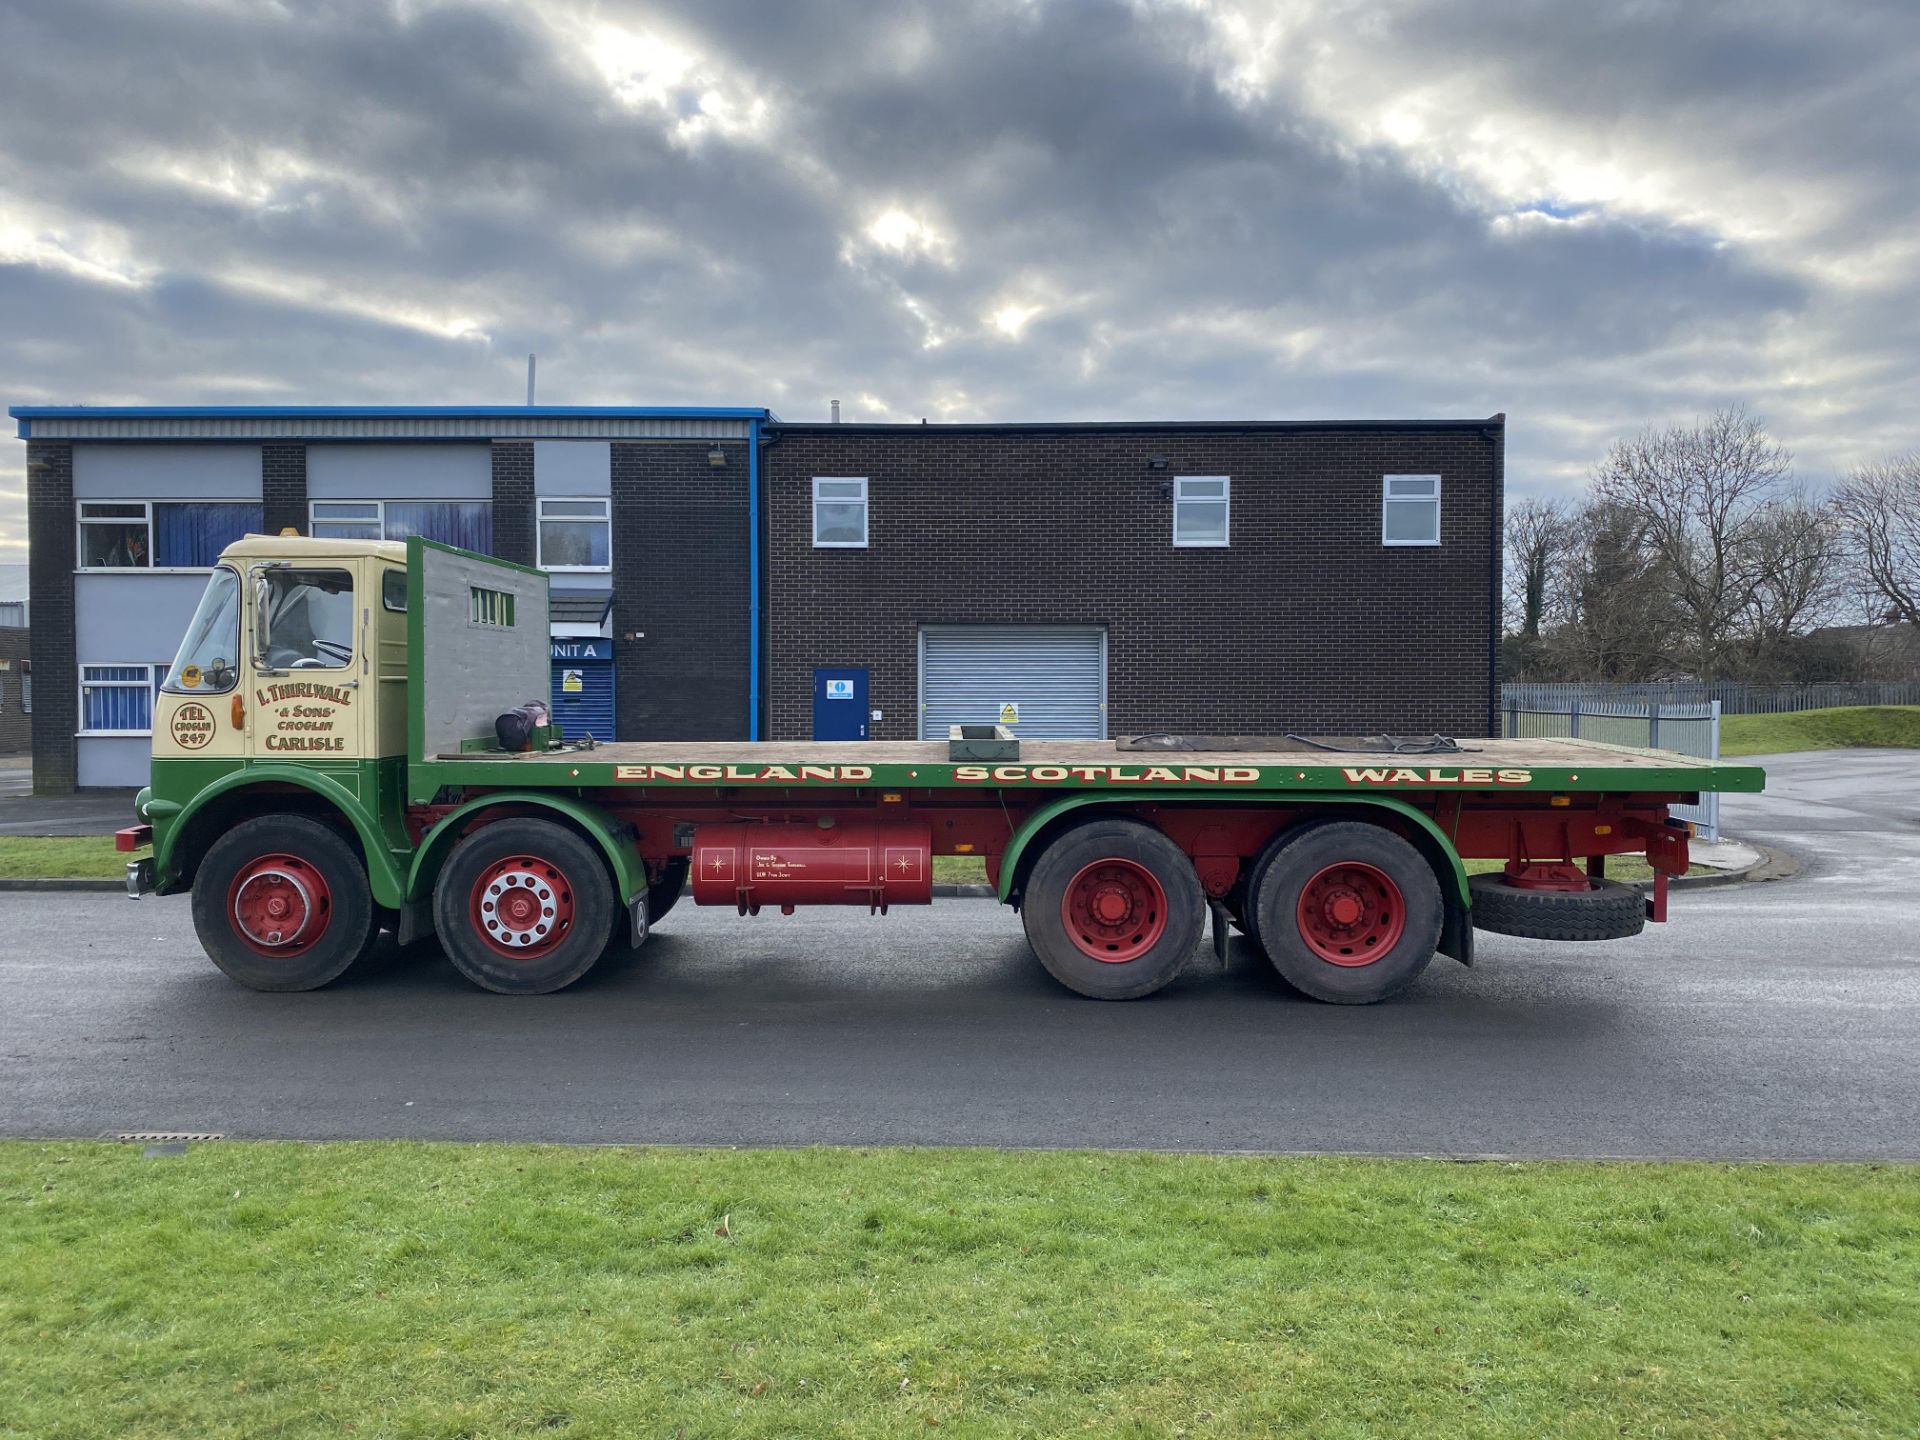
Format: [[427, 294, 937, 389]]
[[689, 820, 934, 913]]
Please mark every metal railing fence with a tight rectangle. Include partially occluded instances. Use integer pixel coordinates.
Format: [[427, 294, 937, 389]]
[[1502, 681, 1920, 715], [1501, 696, 1721, 840]]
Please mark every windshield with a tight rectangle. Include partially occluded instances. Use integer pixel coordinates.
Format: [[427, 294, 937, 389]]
[[163, 566, 241, 693], [255, 567, 355, 670]]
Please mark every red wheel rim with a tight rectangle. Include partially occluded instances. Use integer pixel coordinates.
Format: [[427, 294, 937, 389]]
[[1061, 858, 1167, 963], [1296, 861, 1405, 967], [470, 855, 576, 960], [228, 853, 332, 959]]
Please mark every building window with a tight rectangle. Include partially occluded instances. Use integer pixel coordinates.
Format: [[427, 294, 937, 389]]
[[1173, 477, 1230, 547], [310, 501, 383, 540], [310, 499, 492, 552], [812, 478, 868, 548], [537, 497, 611, 570], [20, 663, 28, 714], [1382, 475, 1442, 546], [76, 501, 263, 570], [80, 663, 165, 734]]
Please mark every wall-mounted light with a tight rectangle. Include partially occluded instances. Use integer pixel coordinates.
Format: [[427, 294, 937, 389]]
[[1147, 456, 1168, 470], [708, 448, 727, 467]]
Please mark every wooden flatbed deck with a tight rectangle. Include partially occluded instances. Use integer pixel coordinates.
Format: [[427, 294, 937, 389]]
[[431, 736, 1764, 791]]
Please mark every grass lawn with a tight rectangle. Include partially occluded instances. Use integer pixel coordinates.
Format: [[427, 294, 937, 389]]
[[0, 834, 128, 879], [1, 1144, 1914, 1438], [1720, 705, 1920, 756]]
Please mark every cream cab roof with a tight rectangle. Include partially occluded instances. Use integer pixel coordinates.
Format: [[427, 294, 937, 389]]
[[217, 533, 410, 564]]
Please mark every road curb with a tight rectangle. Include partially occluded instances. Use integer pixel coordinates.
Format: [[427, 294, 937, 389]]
[[0, 877, 127, 892], [1631, 839, 1801, 893], [933, 883, 997, 898]]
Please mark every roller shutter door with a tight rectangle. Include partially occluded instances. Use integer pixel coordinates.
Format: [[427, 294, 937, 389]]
[[919, 626, 1106, 739], [549, 652, 614, 744]]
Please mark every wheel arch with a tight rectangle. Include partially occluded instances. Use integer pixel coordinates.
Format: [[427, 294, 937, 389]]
[[997, 792, 1471, 914], [405, 791, 646, 907], [160, 767, 406, 908]]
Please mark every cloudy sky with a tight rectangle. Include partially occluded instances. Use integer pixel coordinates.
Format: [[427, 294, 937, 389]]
[[2, 0, 1915, 561]]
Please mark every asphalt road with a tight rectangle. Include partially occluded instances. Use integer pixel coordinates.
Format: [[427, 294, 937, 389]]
[[2, 749, 1915, 1159]]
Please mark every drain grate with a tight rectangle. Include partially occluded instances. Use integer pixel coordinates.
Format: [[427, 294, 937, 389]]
[[113, 1131, 225, 1143]]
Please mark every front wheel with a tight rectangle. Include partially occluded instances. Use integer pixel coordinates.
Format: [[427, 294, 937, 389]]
[[434, 818, 616, 994], [1253, 820, 1443, 1004], [1021, 819, 1206, 1000], [191, 815, 377, 991]]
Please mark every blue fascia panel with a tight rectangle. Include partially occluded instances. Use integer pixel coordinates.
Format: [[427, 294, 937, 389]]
[[9, 404, 772, 437], [9, 405, 770, 419]]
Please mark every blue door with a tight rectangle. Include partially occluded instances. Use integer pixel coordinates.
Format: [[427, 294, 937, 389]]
[[812, 667, 869, 741]]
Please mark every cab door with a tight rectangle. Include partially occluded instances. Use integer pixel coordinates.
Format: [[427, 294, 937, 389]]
[[246, 561, 370, 795]]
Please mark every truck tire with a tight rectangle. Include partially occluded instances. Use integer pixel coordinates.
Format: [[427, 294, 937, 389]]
[[1253, 820, 1443, 1004], [1467, 872, 1644, 941], [191, 814, 378, 991], [1233, 831, 1294, 958], [434, 818, 616, 994], [648, 858, 689, 926], [1021, 818, 1206, 1000]]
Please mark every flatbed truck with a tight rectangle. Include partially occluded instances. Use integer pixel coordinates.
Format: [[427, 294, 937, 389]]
[[122, 536, 1767, 1004]]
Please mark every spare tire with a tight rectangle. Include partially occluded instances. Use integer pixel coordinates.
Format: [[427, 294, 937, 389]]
[[1468, 872, 1644, 941]]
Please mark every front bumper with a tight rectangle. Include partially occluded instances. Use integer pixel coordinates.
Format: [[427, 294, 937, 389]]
[[126, 856, 156, 898]]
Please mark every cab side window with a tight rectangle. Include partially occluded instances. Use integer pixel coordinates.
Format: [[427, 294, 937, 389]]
[[257, 568, 355, 670]]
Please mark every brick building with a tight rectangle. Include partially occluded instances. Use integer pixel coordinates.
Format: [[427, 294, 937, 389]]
[[12, 404, 1502, 788], [763, 419, 1503, 742], [13, 406, 766, 789]]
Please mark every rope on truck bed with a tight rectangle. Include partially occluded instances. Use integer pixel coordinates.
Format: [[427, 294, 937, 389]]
[[1118, 733, 1479, 755]]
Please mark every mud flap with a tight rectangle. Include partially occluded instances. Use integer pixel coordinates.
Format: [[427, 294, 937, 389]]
[[628, 890, 650, 950], [1438, 899, 1475, 967], [1208, 900, 1231, 969], [395, 898, 434, 948]]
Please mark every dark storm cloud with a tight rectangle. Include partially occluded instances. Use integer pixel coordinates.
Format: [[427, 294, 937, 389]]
[[0, 0, 1914, 553]]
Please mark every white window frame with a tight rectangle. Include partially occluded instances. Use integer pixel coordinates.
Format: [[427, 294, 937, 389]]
[[77, 662, 165, 737], [536, 496, 612, 573], [308, 498, 492, 544], [1382, 474, 1442, 547], [1172, 476, 1231, 548], [309, 499, 387, 540], [812, 477, 869, 549], [75, 499, 261, 574]]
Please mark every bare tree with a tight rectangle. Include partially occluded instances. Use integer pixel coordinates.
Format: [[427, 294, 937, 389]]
[[1832, 453, 1920, 630], [1504, 495, 1576, 639], [1589, 406, 1794, 680], [1544, 499, 1681, 681], [1740, 493, 1844, 670]]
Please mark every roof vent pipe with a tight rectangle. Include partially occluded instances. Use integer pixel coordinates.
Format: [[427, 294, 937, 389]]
[[526, 353, 537, 406], [830, 399, 840, 423]]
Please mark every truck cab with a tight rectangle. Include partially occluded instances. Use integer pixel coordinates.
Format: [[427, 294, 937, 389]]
[[150, 535, 408, 766]]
